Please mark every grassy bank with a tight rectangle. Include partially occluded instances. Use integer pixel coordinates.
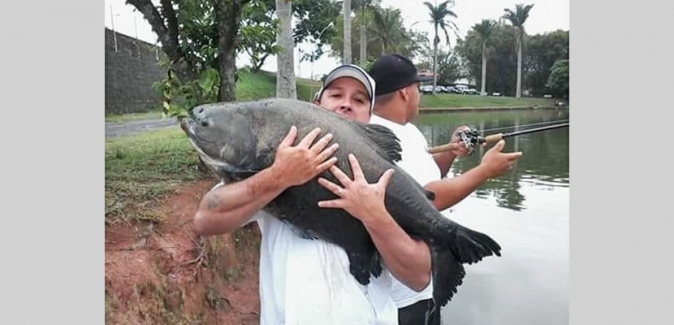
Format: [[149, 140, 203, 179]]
[[420, 93, 557, 109], [105, 127, 210, 224]]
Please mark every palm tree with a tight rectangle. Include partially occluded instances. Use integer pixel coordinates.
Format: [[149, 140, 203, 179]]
[[343, 0, 352, 64], [370, 8, 403, 55], [503, 3, 534, 98], [473, 19, 497, 96], [352, 0, 377, 67], [275, 0, 296, 98], [423, 0, 460, 94]]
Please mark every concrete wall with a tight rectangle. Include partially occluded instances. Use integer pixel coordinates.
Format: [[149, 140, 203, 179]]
[[105, 28, 168, 114]]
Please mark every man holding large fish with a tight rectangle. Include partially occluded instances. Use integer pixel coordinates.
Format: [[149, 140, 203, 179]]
[[190, 64, 422, 324]]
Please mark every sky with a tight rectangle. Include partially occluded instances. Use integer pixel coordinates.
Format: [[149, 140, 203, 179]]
[[104, 0, 568, 80]]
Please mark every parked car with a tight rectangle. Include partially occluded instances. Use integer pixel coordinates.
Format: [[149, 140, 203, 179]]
[[435, 85, 448, 93], [419, 85, 434, 94], [454, 84, 469, 94], [444, 86, 459, 94], [463, 88, 480, 95]]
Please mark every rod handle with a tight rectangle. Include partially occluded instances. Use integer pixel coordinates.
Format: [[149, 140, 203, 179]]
[[483, 133, 503, 145], [427, 142, 457, 154]]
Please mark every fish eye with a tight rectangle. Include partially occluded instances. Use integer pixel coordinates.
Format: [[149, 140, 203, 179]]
[[201, 120, 210, 127]]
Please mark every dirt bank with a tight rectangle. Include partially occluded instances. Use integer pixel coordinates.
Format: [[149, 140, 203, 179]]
[[105, 180, 262, 324]]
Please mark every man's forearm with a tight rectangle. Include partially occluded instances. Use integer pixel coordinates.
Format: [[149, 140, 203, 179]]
[[194, 168, 287, 236], [433, 151, 457, 177], [425, 165, 490, 211]]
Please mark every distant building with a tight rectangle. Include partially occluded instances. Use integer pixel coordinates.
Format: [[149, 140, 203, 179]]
[[418, 70, 435, 85]]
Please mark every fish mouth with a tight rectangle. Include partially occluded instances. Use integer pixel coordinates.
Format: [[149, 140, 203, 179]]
[[180, 117, 195, 137], [179, 117, 232, 173]]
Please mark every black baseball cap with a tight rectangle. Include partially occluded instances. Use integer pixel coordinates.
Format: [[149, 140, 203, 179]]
[[368, 53, 433, 96]]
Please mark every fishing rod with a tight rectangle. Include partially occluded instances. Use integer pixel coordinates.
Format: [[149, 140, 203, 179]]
[[427, 122, 569, 155], [478, 119, 569, 134]]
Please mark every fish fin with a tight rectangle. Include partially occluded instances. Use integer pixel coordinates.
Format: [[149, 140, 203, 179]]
[[283, 221, 319, 240], [213, 164, 260, 182], [345, 251, 374, 286], [369, 252, 383, 278], [429, 245, 467, 308], [353, 122, 402, 163]]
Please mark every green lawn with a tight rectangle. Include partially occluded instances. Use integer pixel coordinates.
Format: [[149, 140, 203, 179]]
[[105, 109, 164, 123], [105, 127, 211, 224]]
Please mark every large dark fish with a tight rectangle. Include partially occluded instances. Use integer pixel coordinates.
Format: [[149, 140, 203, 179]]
[[180, 98, 501, 307]]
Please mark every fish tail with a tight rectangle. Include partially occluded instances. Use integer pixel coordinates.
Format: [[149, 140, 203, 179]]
[[425, 222, 501, 305], [437, 221, 502, 264]]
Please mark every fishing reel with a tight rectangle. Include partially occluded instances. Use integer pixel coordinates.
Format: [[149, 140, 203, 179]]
[[454, 128, 485, 156]]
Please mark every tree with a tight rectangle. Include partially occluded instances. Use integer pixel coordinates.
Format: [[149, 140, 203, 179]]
[[289, 0, 341, 76], [503, 3, 534, 98], [128, 0, 250, 102], [370, 7, 404, 55], [423, 0, 460, 94], [238, 1, 281, 73], [275, 0, 296, 98], [127, 0, 198, 82], [416, 35, 466, 85], [352, 0, 380, 66], [214, 0, 249, 101], [546, 59, 569, 98], [473, 19, 497, 95], [455, 24, 518, 96], [328, 6, 423, 64], [524, 30, 569, 96], [343, 0, 352, 64]]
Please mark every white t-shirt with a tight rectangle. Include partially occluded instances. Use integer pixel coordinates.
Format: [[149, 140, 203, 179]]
[[369, 114, 442, 308], [211, 182, 399, 325]]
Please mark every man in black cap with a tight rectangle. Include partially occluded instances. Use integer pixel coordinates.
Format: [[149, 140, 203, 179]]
[[368, 53, 523, 324]]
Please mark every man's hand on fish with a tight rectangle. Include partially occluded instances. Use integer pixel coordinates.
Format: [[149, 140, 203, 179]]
[[271, 126, 340, 188], [316, 153, 395, 224]]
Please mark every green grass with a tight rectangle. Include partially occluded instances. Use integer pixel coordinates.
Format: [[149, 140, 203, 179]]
[[105, 127, 211, 224], [105, 109, 164, 123], [296, 75, 323, 101], [236, 70, 322, 102], [420, 93, 557, 109], [235, 70, 278, 101]]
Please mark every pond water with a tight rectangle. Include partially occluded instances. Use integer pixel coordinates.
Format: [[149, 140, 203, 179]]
[[412, 108, 570, 325]]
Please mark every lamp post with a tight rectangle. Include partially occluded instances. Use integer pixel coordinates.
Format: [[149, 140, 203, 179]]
[[110, 4, 118, 52], [311, 22, 334, 81]]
